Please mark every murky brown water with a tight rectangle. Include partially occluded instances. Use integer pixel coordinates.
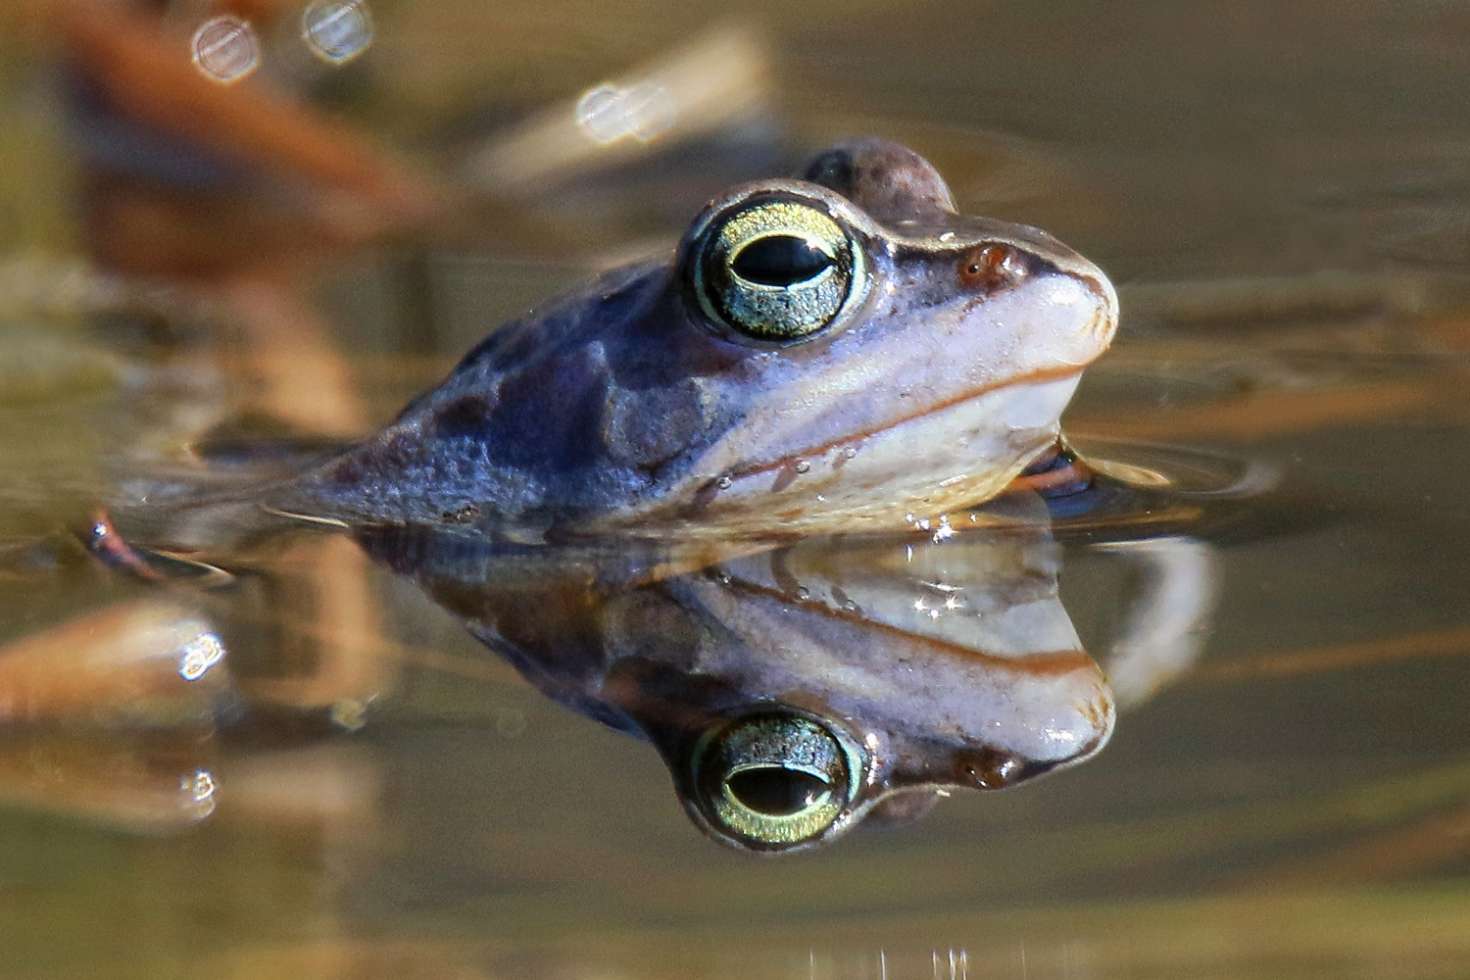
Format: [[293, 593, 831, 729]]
[[3, 1, 1470, 977]]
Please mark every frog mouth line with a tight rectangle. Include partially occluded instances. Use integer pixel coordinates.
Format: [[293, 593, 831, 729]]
[[722, 361, 1093, 487], [716, 573, 1096, 675]]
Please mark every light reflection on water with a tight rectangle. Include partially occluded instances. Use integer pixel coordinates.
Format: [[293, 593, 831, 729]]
[[3, 0, 1470, 977]]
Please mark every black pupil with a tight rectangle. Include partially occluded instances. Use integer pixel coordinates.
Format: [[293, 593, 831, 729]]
[[731, 235, 832, 287], [726, 767, 830, 816]]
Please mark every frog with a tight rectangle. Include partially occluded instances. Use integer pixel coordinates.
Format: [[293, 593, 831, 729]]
[[354, 505, 1116, 853], [267, 138, 1118, 540]]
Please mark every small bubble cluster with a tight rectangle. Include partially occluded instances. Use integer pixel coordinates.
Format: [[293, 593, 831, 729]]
[[575, 82, 676, 145], [903, 511, 955, 542], [192, 1, 375, 85], [177, 632, 225, 681], [182, 769, 219, 820], [191, 16, 260, 84], [186, 769, 217, 803]]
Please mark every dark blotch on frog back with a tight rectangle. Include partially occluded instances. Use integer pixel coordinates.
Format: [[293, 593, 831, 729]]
[[430, 394, 494, 440], [478, 343, 610, 471], [292, 263, 736, 529]]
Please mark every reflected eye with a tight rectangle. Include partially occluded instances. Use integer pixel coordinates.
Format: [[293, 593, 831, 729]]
[[691, 712, 862, 850], [691, 197, 865, 342]]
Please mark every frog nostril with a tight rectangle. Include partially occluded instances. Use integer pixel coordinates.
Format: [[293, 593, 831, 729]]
[[1079, 273, 1120, 343], [1081, 273, 1119, 325], [958, 243, 1026, 290]]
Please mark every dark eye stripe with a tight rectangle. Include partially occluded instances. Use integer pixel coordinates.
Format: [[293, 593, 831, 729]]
[[731, 235, 833, 287]]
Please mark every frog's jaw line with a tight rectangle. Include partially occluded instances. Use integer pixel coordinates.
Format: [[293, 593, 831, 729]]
[[718, 363, 1091, 489], [627, 372, 1085, 537], [787, 372, 1085, 527]]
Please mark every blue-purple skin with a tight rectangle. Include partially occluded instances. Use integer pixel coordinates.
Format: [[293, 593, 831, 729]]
[[276, 140, 1118, 540]]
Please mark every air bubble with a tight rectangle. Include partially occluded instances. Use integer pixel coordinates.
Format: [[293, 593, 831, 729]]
[[621, 82, 675, 141], [576, 85, 632, 144], [794, 460, 810, 474], [186, 770, 217, 803], [177, 632, 225, 681], [180, 769, 218, 819], [716, 475, 733, 490], [302, 0, 374, 66], [191, 16, 260, 85]]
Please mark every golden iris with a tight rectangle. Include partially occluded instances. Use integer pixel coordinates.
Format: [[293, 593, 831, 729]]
[[692, 712, 861, 848], [694, 198, 863, 342]]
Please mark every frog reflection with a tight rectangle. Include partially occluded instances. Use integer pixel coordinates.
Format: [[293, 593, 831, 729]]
[[358, 515, 1119, 853]]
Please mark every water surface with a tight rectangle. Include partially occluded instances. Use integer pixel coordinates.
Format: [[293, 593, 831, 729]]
[[3, 1, 1470, 977]]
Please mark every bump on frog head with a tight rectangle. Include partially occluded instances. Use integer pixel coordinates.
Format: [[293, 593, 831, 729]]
[[801, 137, 960, 223]]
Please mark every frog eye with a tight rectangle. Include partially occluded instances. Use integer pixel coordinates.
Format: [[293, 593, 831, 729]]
[[691, 197, 865, 343], [690, 711, 862, 850]]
